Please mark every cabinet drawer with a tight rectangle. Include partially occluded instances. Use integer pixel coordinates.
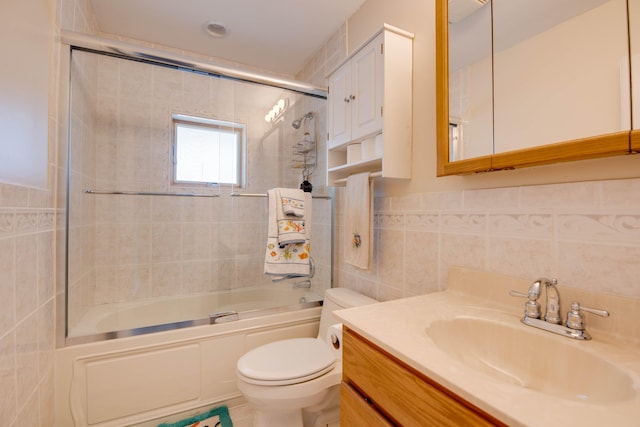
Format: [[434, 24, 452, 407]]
[[342, 327, 505, 426], [340, 382, 393, 427]]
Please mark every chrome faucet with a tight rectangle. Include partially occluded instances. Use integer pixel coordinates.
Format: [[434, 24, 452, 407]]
[[510, 277, 609, 340], [542, 278, 561, 324], [509, 277, 558, 321]]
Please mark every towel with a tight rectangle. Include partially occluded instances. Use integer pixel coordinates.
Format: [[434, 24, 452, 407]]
[[344, 172, 373, 270], [264, 189, 312, 280], [275, 188, 307, 245], [279, 188, 305, 217]]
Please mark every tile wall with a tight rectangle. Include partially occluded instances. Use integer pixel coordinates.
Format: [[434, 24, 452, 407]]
[[65, 42, 333, 332], [5, 0, 635, 424], [0, 186, 57, 425], [298, 15, 639, 307], [335, 178, 640, 302], [0, 0, 97, 424]]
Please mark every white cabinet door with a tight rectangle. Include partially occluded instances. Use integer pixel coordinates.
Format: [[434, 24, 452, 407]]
[[351, 33, 383, 141], [328, 63, 351, 147]]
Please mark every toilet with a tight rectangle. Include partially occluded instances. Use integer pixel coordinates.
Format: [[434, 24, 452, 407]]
[[236, 288, 377, 427]]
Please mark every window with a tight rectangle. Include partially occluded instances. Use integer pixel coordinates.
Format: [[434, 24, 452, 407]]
[[173, 114, 245, 186]]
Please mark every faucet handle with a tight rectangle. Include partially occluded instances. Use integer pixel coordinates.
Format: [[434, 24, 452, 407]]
[[509, 290, 541, 319], [566, 301, 610, 331], [509, 290, 529, 298]]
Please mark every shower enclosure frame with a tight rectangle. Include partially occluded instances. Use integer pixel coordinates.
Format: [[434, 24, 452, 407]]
[[57, 31, 333, 348], [59, 30, 327, 98]]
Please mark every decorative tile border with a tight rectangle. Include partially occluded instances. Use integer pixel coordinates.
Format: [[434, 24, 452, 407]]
[[0, 211, 14, 237], [557, 214, 640, 244], [488, 212, 554, 238], [405, 212, 440, 232], [15, 212, 39, 233], [0, 209, 57, 237], [441, 212, 486, 234], [375, 213, 404, 229]]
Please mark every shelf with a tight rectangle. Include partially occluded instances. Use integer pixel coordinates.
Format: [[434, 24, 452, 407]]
[[332, 171, 383, 186], [327, 131, 380, 151], [328, 156, 382, 173], [327, 157, 383, 186]]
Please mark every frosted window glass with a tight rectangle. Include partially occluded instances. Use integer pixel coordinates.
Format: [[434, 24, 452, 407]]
[[174, 121, 241, 185]]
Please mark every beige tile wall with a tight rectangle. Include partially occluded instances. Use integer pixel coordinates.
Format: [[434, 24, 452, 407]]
[[1, 0, 637, 424], [0, 0, 99, 423], [65, 38, 334, 331], [335, 178, 640, 302], [0, 189, 57, 425]]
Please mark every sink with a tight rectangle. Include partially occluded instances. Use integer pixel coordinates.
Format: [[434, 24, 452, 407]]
[[426, 317, 636, 404]]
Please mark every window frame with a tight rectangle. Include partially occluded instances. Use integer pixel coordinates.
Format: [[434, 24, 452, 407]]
[[171, 113, 246, 188]]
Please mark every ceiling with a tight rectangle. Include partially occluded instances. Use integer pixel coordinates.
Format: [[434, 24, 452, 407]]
[[89, 0, 366, 76]]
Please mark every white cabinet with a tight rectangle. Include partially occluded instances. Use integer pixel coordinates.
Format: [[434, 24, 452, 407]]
[[327, 24, 413, 186], [328, 36, 383, 147]]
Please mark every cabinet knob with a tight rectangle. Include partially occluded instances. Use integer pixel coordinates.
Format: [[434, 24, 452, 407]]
[[344, 97, 350, 103], [350, 94, 356, 100]]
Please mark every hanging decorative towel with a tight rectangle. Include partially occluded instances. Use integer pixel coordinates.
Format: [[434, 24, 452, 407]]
[[344, 172, 373, 270], [279, 187, 305, 217], [275, 188, 307, 244], [264, 188, 312, 280]]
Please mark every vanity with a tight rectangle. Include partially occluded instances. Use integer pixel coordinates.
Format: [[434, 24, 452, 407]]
[[334, 267, 640, 426], [340, 327, 504, 426]]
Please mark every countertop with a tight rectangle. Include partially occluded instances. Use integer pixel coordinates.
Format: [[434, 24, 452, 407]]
[[334, 284, 640, 426]]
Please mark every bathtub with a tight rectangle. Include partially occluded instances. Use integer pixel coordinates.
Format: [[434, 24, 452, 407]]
[[56, 286, 324, 427], [68, 285, 324, 341]]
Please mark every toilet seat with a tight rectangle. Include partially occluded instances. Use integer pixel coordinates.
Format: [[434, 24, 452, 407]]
[[237, 338, 336, 386]]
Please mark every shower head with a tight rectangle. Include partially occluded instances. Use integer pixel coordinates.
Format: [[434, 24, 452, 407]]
[[292, 112, 314, 129]]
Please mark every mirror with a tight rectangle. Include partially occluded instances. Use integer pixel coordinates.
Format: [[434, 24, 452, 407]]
[[437, 0, 632, 176], [448, 0, 493, 162]]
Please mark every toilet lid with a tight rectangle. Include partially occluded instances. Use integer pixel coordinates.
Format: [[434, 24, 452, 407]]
[[237, 338, 336, 386]]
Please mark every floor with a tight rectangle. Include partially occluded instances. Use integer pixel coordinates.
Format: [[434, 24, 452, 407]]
[[227, 402, 255, 427], [228, 402, 339, 427], [140, 400, 339, 427]]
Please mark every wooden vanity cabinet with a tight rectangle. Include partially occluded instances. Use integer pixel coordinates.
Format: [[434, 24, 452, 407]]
[[341, 327, 506, 426]]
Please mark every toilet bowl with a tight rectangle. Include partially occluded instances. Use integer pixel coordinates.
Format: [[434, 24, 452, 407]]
[[236, 288, 377, 427]]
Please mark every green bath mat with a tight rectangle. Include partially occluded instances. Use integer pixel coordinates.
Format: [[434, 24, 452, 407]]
[[157, 405, 233, 427]]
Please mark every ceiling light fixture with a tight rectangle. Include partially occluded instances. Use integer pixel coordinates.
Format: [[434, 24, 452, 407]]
[[203, 21, 228, 38]]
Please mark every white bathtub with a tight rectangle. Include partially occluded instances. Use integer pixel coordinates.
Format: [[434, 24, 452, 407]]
[[56, 286, 324, 427], [68, 285, 323, 339]]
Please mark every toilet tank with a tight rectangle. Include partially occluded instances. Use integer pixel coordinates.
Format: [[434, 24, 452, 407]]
[[317, 288, 377, 341]]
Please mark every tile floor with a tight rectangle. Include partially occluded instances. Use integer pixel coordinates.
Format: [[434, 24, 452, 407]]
[[142, 400, 339, 427], [228, 402, 339, 427], [227, 403, 255, 427]]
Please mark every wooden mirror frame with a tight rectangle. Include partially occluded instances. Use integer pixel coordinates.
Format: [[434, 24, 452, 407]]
[[436, 0, 632, 177]]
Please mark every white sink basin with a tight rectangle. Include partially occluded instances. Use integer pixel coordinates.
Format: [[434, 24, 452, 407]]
[[426, 317, 636, 404]]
